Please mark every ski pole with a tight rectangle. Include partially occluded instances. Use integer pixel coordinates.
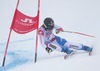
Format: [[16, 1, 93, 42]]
[[62, 30, 95, 38]]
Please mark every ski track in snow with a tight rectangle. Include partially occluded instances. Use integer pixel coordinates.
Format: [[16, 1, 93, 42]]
[[0, 38, 34, 71], [0, 52, 28, 71]]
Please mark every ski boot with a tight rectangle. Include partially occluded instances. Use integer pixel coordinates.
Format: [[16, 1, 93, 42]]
[[61, 46, 73, 54], [81, 45, 93, 56], [61, 46, 75, 59]]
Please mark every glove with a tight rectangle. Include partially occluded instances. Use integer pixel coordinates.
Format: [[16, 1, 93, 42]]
[[55, 29, 60, 34], [45, 47, 53, 53], [55, 28, 63, 34]]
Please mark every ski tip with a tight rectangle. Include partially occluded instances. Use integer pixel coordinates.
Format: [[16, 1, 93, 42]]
[[64, 54, 69, 60], [89, 52, 92, 56], [89, 48, 93, 56]]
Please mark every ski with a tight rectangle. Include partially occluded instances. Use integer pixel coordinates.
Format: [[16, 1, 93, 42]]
[[64, 50, 77, 59], [89, 47, 93, 56]]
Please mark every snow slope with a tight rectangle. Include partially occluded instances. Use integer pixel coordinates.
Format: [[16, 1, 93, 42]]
[[0, 0, 100, 71]]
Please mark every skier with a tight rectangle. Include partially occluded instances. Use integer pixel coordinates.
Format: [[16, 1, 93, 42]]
[[38, 17, 92, 55]]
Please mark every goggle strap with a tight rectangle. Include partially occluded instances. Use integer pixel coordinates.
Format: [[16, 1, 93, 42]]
[[43, 23, 47, 28]]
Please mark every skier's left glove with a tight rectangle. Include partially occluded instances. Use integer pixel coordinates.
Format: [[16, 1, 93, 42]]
[[55, 28, 63, 34], [45, 47, 53, 53]]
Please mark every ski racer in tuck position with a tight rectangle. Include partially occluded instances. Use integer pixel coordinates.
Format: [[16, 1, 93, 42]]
[[38, 17, 92, 55]]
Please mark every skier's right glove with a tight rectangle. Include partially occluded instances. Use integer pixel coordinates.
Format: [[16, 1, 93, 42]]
[[45, 47, 53, 53], [55, 28, 63, 34]]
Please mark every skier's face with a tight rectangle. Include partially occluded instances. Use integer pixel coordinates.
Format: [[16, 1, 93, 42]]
[[46, 24, 54, 30]]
